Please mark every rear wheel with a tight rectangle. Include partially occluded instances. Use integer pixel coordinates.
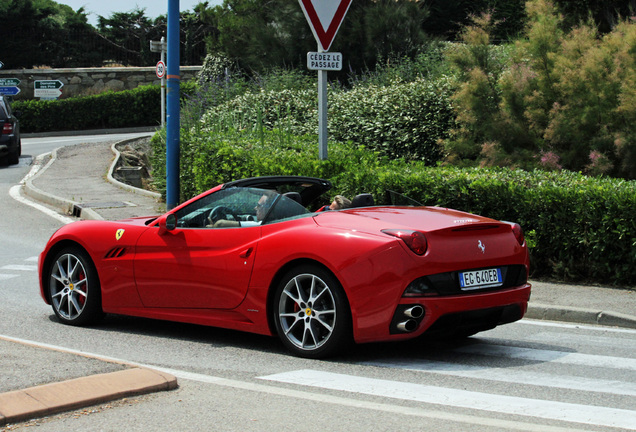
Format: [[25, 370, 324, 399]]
[[273, 265, 351, 358], [48, 247, 103, 326], [8, 140, 20, 165]]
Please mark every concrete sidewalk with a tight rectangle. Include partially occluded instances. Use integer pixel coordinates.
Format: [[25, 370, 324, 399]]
[[2, 137, 634, 427]]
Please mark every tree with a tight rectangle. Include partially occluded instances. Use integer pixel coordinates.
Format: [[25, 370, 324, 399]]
[[444, 0, 636, 178], [553, 0, 636, 33], [97, 8, 160, 66], [338, 0, 430, 72], [205, 0, 313, 72], [0, 0, 98, 68]]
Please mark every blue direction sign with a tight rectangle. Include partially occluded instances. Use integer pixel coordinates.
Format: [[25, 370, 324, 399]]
[[0, 86, 20, 96], [0, 61, 4, 69]]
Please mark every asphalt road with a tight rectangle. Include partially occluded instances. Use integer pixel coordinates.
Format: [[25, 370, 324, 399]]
[[1, 134, 635, 431]]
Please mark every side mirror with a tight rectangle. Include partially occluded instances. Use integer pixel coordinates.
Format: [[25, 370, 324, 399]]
[[166, 213, 177, 230], [158, 213, 177, 234]]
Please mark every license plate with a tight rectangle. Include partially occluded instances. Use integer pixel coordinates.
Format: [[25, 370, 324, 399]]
[[459, 268, 503, 290]]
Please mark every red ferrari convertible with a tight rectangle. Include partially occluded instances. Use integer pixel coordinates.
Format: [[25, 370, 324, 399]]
[[39, 176, 531, 358]]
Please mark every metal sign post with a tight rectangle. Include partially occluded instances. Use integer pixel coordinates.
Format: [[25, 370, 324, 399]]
[[299, 0, 351, 161], [166, 0, 181, 210], [318, 61, 328, 160], [150, 37, 167, 127]]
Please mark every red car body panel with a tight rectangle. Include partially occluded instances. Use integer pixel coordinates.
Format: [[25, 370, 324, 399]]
[[39, 180, 531, 347]]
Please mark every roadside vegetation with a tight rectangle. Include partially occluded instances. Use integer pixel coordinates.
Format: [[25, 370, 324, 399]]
[[8, 0, 636, 285]]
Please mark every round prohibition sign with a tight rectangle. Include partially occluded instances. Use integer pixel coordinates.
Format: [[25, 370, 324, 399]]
[[156, 61, 166, 79]]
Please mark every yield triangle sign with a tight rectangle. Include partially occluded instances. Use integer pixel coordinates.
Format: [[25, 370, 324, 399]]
[[299, 0, 352, 52]]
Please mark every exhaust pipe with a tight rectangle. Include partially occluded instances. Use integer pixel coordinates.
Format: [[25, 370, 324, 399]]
[[404, 305, 424, 319], [397, 319, 418, 332]]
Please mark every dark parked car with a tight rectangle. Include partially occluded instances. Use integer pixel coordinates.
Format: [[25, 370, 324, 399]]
[[0, 95, 21, 165]]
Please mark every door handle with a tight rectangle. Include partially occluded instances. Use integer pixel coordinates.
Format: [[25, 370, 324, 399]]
[[239, 247, 253, 258]]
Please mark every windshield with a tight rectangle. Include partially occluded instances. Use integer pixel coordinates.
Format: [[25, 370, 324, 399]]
[[173, 187, 311, 228]]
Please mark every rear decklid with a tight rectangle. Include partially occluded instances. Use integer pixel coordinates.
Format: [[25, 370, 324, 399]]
[[314, 206, 499, 233], [314, 206, 527, 273]]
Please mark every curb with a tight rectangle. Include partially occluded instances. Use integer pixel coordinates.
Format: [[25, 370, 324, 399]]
[[0, 368, 177, 426], [527, 303, 636, 329], [22, 149, 103, 221]]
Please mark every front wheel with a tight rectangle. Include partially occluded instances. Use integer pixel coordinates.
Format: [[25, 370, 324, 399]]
[[273, 265, 351, 358], [48, 247, 103, 326]]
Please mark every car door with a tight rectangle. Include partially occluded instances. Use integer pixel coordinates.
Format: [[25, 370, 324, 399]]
[[133, 226, 259, 309], [133, 188, 262, 309]]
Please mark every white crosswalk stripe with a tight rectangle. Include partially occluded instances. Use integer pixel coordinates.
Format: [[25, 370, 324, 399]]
[[259, 338, 636, 430], [363, 359, 636, 397], [259, 369, 636, 430], [0, 257, 39, 282], [455, 343, 636, 371], [1, 264, 38, 271]]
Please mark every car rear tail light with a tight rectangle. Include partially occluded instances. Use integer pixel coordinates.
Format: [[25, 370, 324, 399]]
[[2, 122, 12, 135], [511, 223, 525, 246], [382, 229, 428, 255]]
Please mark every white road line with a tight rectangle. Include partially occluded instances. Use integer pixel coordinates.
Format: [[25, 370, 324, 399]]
[[0, 274, 19, 281], [9, 184, 74, 225], [259, 369, 636, 430], [25, 256, 39, 262], [364, 359, 636, 396], [1, 265, 38, 271], [521, 318, 636, 335], [522, 331, 636, 350], [0, 335, 588, 432], [456, 343, 636, 371]]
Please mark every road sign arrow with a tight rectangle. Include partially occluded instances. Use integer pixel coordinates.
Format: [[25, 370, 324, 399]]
[[0, 86, 20, 96], [299, 0, 352, 52], [34, 80, 64, 90]]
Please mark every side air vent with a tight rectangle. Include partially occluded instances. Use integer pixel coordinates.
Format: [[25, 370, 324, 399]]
[[105, 247, 127, 259]]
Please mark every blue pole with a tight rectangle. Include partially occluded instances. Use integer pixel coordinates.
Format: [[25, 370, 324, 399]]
[[166, 0, 180, 209]]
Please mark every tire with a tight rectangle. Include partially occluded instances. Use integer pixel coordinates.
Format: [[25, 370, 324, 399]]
[[8, 140, 20, 165], [273, 265, 351, 358], [48, 247, 104, 326]]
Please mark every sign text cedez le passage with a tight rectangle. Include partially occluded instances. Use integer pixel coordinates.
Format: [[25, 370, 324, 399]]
[[307, 52, 342, 71]]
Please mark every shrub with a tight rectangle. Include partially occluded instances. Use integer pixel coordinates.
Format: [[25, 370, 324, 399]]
[[328, 77, 455, 163], [200, 76, 454, 164], [14, 82, 196, 133]]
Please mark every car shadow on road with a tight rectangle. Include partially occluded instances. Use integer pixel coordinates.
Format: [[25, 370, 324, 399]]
[[45, 313, 577, 365]]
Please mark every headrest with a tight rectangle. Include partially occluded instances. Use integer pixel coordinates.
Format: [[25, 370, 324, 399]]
[[351, 193, 374, 207]]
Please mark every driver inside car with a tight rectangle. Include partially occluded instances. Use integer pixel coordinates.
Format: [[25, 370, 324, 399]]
[[209, 192, 273, 228]]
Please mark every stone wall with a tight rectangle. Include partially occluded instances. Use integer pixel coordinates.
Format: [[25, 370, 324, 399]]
[[0, 66, 201, 100]]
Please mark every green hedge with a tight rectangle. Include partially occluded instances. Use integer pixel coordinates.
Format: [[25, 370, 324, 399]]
[[201, 77, 455, 164], [14, 82, 196, 133], [151, 130, 635, 286]]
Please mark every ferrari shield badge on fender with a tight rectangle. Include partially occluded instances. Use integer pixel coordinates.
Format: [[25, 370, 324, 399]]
[[116, 229, 125, 241]]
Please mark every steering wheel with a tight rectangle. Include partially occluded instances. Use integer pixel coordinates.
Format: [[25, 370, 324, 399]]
[[208, 206, 238, 224]]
